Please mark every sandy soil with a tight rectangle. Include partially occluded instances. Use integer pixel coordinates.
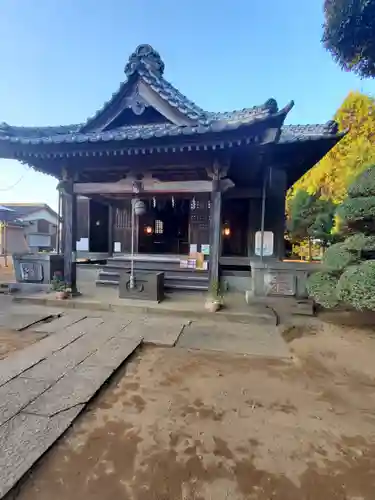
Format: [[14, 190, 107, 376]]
[[0, 329, 46, 360], [11, 316, 375, 500]]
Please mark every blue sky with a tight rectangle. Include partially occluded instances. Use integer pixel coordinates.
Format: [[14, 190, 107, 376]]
[[0, 0, 374, 211]]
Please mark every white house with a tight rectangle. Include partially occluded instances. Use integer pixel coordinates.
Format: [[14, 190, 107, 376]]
[[0, 203, 59, 252]]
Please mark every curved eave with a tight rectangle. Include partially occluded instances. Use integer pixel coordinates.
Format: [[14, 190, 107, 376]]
[[0, 106, 290, 162], [276, 132, 345, 188]]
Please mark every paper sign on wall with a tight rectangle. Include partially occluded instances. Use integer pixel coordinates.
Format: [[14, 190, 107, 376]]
[[255, 231, 274, 257], [201, 244, 210, 255], [114, 242, 122, 253], [76, 238, 89, 251], [189, 244, 197, 255]]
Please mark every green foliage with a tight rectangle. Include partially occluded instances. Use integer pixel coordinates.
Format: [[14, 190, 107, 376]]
[[307, 165, 375, 311], [287, 190, 318, 240], [347, 165, 375, 198], [51, 272, 66, 292], [337, 261, 375, 310], [292, 240, 322, 260], [338, 196, 375, 222], [287, 190, 335, 248], [343, 233, 375, 252], [322, 242, 359, 272], [307, 272, 339, 308], [308, 200, 336, 244], [337, 166, 375, 233], [322, 0, 375, 78], [290, 92, 375, 204]]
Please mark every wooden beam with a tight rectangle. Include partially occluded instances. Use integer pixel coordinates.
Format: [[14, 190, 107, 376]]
[[74, 179, 234, 195]]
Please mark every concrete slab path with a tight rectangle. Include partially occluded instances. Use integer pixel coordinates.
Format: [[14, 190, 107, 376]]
[[177, 321, 291, 358], [0, 316, 143, 498]]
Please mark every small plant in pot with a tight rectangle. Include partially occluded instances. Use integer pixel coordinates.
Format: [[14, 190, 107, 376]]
[[51, 272, 70, 299], [205, 279, 224, 313]]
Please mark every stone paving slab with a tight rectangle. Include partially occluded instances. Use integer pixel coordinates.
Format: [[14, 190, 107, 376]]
[[0, 377, 52, 426], [19, 318, 131, 385], [113, 316, 189, 346], [0, 315, 142, 497], [0, 317, 104, 388], [31, 312, 88, 333], [177, 321, 291, 358], [141, 317, 189, 346], [25, 336, 142, 417], [0, 312, 53, 331], [0, 406, 83, 498]]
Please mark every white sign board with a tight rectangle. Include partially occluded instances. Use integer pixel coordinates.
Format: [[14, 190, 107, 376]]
[[255, 231, 274, 257], [76, 238, 89, 251]]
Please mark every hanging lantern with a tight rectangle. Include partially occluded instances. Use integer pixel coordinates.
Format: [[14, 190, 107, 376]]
[[144, 225, 153, 235], [222, 223, 231, 237], [133, 199, 146, 216]]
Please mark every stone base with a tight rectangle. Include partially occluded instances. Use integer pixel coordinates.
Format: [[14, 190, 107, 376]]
[[250, 259, 320, 299], [119, 272, 165, 302], [13, 253, 64, 285]]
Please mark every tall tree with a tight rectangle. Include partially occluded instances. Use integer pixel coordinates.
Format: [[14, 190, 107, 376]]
[[322, 0, 375, 78], [290, 92, 375, 204]]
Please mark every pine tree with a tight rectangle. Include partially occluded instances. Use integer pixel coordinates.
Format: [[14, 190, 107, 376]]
[[307, 166, 375, 310], [322, 0, 375, 78]]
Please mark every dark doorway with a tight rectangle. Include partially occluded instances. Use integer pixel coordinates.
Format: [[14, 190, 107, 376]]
[[138, 198, 189, 254], [221, 198, 249, 256], [89, 200, 109, 253]]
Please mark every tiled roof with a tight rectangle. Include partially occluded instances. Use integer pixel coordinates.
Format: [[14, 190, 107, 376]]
[[0, 203, 58, 219], [81, 45, 208, 129], [0, 111, 284, 146], [0, 45, 341, 149], [0, 123, 81, 138], [279, 122, 340, 143], [0, 121, 340, 147]]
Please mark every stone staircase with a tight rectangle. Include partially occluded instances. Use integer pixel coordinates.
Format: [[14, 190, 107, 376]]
[[96, 255, 209, 292]]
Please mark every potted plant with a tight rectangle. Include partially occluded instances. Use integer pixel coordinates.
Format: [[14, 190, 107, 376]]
[[51, 272, 69, 299], [205, 279, 224, 313]]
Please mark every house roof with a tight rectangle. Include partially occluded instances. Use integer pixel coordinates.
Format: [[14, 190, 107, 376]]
[[0, 203, 58, 220], [0, 44, 343, 176]]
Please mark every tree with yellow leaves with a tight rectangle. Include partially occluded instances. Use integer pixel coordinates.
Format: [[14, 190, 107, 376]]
[[290, 91, 375, 204]]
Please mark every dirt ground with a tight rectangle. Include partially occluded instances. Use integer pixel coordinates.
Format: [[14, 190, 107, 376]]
[[8, 315, 375, 500], [0, 329, 46, 360]]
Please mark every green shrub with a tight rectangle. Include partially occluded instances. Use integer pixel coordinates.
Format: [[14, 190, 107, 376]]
[[343, 233, 375, 252], [322, 243, 359, 272], [337, 261, 375, 310], [307, 272, 339, 308], [337, 196, 375, 223], [347, 167, 375, 198]]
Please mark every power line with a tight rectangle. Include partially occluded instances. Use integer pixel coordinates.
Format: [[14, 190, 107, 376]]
[[0, 174, 25, 192]]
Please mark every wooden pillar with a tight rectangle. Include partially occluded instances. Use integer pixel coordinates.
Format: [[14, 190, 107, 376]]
[[208, 160, 228, 290], [108, 204, 114, 256], [60, 174, 78, 293], [209, 188, 222, 288]]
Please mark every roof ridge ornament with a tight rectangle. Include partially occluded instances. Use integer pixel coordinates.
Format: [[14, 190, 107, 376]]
[[325, 120, 339, 134], [263, 98, 278, 113], [125, 44, 165, 78]]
